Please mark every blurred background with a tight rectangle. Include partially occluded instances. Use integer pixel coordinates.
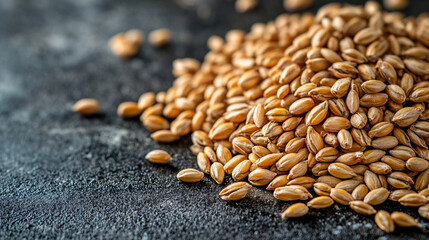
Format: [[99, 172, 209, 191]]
[[1, 0, 429, 239], [1, 0, 428, 108]]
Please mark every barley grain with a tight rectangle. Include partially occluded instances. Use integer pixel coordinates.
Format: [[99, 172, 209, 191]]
[[248, 168, 277, 186], [287, 176, 315, 189], [235, 0, 258, 13], [113, 1, 429, 227], [267, 175, 289, 191], [391, 212, 418, 228], [197, 152, 211, 174], [398, 193, 428, 207], [72, 99, 99, 115], [216, 144, 232, 165], [418, 204, 429, 219], [145, 150, 172, 164], [328, 163, 357, 179], [219, 182, 252, 200], [392, 107, 421, 127], [352, 184, 369, 200], [350, 201, 376, 215], [375, 210, 395, 233], [210, 162, 225, 184], [406, 157, 429, 172], [117, 102, 142, 118], [232, 160, 252, 181], [283, 0, 313, 12], [177, 168, 204, 183], [143, 115, 170, 132], [384, 0, 408, 10], [364, 188, 390, 205], [109, 30, 143, 58], [330, 188, 353, 205], [307, 196, 334, 209], [281, 202, 309, 218]]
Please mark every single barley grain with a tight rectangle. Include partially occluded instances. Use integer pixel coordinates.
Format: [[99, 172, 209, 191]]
[[383, 0, 408, 10], [375, 210, 395, 233], [391, 212, 418, 228], [72, 99, 99, 115], [350, 201, 376, 215], [232, 160, 251, 181], [328, 163, 357, 179], [219, 182, 252, 200], [281, 202, 309, 218], [109, 29, 143, 58], [143, 115, 170, 132], [274, 185, 312, 201], [389, 189, 416, 201], [151, 130, 179, 143], [307, 196, 334, 209], [177, 168, 204, 183], [248, 168, 277, 186], [364, 188, 390, 205], [235, 0, 258, 13], [197, 152, 211, 174], [352, 184, 369, 200], [117, 102, 142, 118], [398, 193, 428, 207], [145, 150, 172, 164], [330, 188, 353, 205], [138, 92, 156, 111], [406, 157, 429, 172], [210, 162, 225, 184], [149, 28, 171, 47], [418, 204, 429, 219], [266, 175, 289, 191]]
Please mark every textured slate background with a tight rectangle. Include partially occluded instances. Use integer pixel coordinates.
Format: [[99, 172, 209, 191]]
[[0, 0, 428, 239]]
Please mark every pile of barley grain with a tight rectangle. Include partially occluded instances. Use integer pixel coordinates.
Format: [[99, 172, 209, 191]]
[[143, 1, 429, 232], [76, 1, 429, 233]]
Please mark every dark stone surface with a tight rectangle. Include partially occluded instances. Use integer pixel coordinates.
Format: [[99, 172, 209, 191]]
[[0, 0, 428, 239]]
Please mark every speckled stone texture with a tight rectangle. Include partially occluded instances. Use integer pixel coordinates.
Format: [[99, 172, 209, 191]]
[[0, 0, 428, 239]]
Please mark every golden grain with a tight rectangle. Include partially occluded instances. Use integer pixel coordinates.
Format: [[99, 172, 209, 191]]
[[281, 202, 309, 218], [72, 98, 99, 115], [364, 188, 390, 205], [418, 204, 429, 219], [375, 210, 395, 233], [145, 150, 172, 164], [177, 168, 204, 183], [328, 163, 357, 179], [210, 162, 225, 184], [197, 152, 211, 174], [330, 188, 354, 205], [352, 184, 369, 200], [109, 30, 143, 58], [398, 193, 428, 207], [391, 212, 418, 228], [307, 196, 334, 209], [219, 182, 252, 200], [232, 160, 251, 181], [112, 1, 429, 228], [235, 0, 258, 13], [274, 185, 312, 201], [266, 175, 289, 191], [248, 168, 277, 186], [350, 201, 376, 215], [117, 102, 142, 118], [143, 115, 170, 132]]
